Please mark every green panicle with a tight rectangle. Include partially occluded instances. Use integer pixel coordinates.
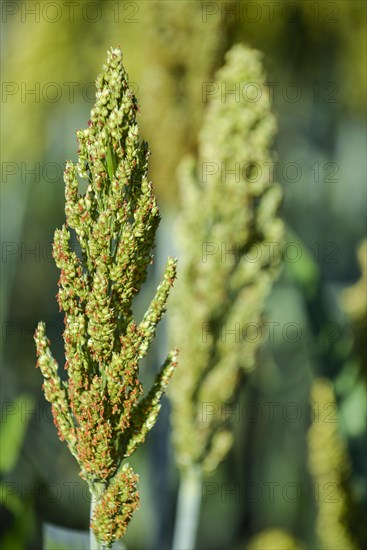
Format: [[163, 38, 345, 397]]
[[308, 378, 356, 550], [169, 44, 284, 474], [34, 47, 178, 548], [247, 528, 303, 550]]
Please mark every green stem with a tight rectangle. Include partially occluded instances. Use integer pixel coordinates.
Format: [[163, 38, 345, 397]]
[[90, 484, 108, 550], [172, 465, 202, 550], [90, 496, 100, 550]]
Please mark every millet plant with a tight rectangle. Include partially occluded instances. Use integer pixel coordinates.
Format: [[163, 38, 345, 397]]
[[308, 378, 357, 550], [169, 44, 284, 549], [34, 48, 177, 549]]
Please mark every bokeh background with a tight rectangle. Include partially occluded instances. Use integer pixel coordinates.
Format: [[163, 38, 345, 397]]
[[1, 1, 366, 549]]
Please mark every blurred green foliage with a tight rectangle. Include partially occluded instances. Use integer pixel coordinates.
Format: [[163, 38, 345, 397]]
[[0, 395, 35, 548], [0, 395, 33, 474]]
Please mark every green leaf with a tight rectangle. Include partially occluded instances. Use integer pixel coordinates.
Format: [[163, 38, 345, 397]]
[[0, 394, 34, 473], [106, 144, 117, 182]]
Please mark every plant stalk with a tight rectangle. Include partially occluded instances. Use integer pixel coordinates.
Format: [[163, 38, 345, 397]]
[[90, 487, 108, 550], [90, 495, 100, 550], [172, 465, 202, 550]]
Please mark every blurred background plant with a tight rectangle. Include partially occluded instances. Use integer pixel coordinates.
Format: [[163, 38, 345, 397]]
[[1, 1, 366, 549], [307, 378, 357, 550], [168, 43, 283, 550]]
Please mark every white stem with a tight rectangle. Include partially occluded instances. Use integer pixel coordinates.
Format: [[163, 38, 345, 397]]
[[172, 466, 202, 550]]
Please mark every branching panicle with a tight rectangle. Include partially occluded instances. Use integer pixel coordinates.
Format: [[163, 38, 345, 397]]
[[169, 45, 283, 474], [35, 47, 177, 548]]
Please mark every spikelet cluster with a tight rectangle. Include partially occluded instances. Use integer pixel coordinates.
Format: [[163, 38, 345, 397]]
[[247, 528, 302, 550], [169, 45, 283, 473], [308, 378, 356, 550], [34, 48, 177, 547]]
